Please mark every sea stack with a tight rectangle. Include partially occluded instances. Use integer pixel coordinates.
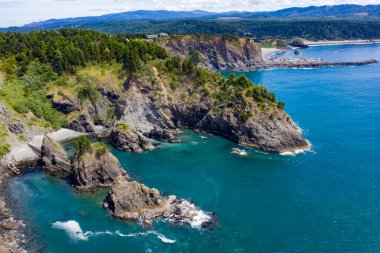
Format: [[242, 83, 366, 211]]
[[41, 136, 71, 175], [104, 176, 216, 229], [71, 141, 129, 190]]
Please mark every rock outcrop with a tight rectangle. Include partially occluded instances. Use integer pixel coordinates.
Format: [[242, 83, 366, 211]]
[[104, 176, 216, 229], [158, 35, 265, 71], [110, 123, 154, 153], [71, 143, 129, 190], [41, 136, 71, 175], [146, 127, 180, 143], [115, 65, 309, 153]]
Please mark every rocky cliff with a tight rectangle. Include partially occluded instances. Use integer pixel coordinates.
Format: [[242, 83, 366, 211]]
[[115, 65, 308, 153], [110, 123, 154, 153], [41, 136, 71, 175], [158, 35, 265, 71], [71, 142, 129, 190], [104, 175, 216, 228]]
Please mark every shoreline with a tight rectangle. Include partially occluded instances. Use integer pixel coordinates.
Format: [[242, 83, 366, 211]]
[[0, 128, 87, 253], [304, 39, 380, 47], [261, 48, 286, 59]]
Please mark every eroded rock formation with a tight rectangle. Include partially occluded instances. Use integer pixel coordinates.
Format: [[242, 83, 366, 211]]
[[71, 143, 129, 190], [104, 176, 216, 229]]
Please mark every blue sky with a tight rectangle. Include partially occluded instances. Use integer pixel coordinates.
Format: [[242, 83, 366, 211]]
[[0, 0, 379, 27]]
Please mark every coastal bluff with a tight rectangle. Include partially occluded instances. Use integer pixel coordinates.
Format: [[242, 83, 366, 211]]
[[158, 35, 377, 71]]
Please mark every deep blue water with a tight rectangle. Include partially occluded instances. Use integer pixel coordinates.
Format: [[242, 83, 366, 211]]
[[8, 44, 380, 252]]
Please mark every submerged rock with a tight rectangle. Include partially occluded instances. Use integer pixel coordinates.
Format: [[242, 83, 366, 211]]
[[110, 123, 154, 153], [104, 176, 216, 229], [71, 143, 128, 190], [41, 136, 71, 175]]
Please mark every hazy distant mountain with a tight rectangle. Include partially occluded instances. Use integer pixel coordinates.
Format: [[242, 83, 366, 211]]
[[249, 4, 380, 18], [3, 4, 380, 32], [21, 10, 214, 29]]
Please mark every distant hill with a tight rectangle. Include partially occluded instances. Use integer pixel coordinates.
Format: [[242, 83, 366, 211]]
[[3, 4, 380, 32], [249, 4, 380, 18]]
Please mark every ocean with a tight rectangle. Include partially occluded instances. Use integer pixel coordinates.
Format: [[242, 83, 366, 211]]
[[7, 43, 380, 252]]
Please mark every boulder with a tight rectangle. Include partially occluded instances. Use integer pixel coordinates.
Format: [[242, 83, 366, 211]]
[[41, 136, 71, 175], [110, 124, 154, 153], [147, 127, 180, 143], [7, 121, 24, 135], [71, 143, 128, 190]]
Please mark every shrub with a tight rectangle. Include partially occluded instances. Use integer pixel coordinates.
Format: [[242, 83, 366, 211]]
[[78, 86, 99, 103], [277, 101, 285, 110], [73, 136, 91, 155], [240, 110, 253, 122], [115, 123, 130, 132], [93, 142, 109, 156], [0, 144, 10, 158]]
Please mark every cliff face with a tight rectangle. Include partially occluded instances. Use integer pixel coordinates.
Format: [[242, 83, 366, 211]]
[[71, 143, 129, 190], [41, 136, 71, 175], [115, 66, 308, 153], [158, 35, 265, 71], [104, 176, 216, 228]]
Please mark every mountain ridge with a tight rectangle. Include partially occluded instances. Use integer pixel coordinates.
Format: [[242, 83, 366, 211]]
[[3, 4, 380, 31]]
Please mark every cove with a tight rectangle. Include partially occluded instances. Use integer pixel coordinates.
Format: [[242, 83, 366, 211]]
[[7, 43, 380, 252]]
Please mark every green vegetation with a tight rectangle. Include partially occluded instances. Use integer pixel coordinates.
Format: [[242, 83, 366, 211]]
[[0, 124, 10, 158], [73, 136, 91, 155], [0, 29, 168, 76], [114, 122, 130, 132], [13, 19, 380, 41], [0, 61, 67, 129], [93, 142, 110, 156]]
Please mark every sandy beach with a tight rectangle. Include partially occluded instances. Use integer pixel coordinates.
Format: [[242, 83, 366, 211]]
[[261, 48, 285, 59]]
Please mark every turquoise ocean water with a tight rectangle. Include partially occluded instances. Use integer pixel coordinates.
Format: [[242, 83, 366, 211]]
[[7, 43, 380, 252]]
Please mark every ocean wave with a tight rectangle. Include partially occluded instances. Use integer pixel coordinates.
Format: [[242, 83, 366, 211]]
[[52, 220, 175, 244], [280, 140, 312, 156], [174, 200, 213, 229], [231, 148, 249, 157], [52, 220, 87, 241]]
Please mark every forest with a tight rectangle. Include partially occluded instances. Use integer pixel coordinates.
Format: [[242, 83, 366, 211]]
[[0, 29, 167, 75], [4, 19, 380, 41]]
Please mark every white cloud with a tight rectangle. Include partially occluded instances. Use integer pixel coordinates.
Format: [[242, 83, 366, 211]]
[[0, 0, 379, 27]]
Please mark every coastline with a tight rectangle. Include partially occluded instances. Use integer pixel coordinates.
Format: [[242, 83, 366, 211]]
[[304, 39, 380, 47], [0, 128, 87, 253], [261, 48, 286, 59]]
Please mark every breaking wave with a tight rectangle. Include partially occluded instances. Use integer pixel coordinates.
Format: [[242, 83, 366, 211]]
[[52, 220, 175, 244], [280, 140, 312, 156]]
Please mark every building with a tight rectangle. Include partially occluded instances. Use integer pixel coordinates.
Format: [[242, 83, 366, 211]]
[[146, 34, 159, 39]]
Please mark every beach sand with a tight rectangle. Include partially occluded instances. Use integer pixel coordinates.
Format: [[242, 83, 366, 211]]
[[261, 48, 285, 59]]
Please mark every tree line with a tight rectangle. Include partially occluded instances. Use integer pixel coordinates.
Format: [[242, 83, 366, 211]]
[[0, 29, 168, 75]]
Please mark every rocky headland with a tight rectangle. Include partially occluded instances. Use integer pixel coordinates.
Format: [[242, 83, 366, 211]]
[[0, 33, 316, 251], [158, 35, 265, 71], [159, 35, 377, 71]]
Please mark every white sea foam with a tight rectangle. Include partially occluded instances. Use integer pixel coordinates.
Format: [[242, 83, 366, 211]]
[[178, 200, 213, 229], [52, 220, 88, 241], [231, 148, 249, 157], [116, 231, 176, 243], [157, 234, 176, 244], [280, 140, 312, 156], [52, 220, 176, 244]]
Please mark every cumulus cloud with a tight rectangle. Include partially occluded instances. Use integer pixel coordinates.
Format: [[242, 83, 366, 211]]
[[0, 0, 378, 27]]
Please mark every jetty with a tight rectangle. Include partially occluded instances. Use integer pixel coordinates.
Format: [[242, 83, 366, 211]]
[[265, 57, 377, 69]]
